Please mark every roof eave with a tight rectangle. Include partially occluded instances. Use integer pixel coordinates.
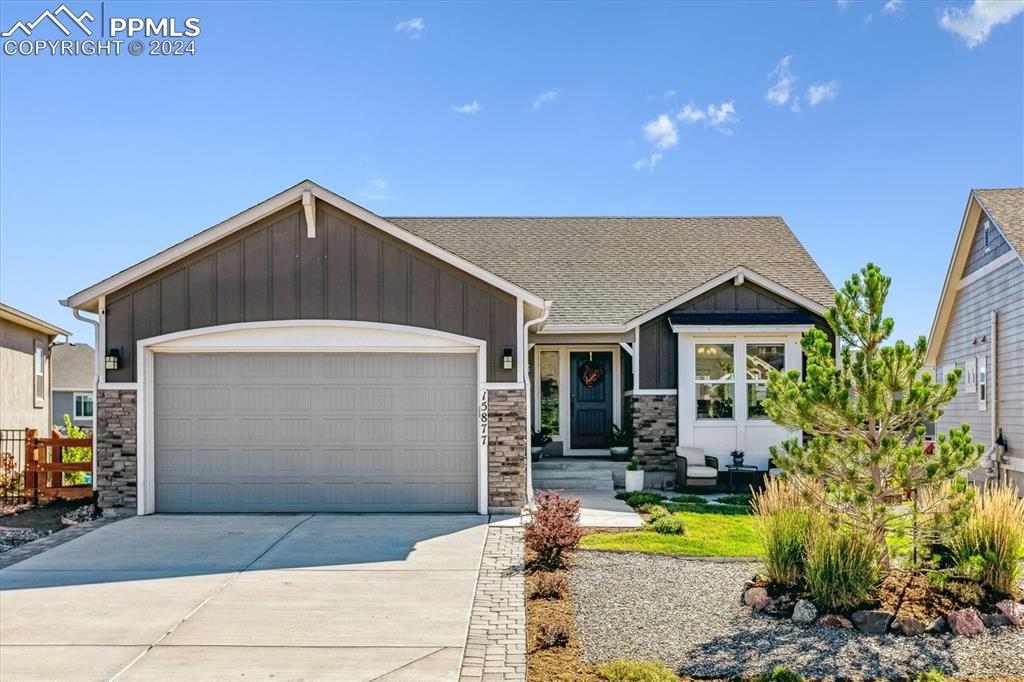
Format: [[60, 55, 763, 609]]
[[0, 303, 70, 337]]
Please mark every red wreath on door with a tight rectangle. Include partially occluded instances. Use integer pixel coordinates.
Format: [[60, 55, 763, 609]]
[[578, 360, 605, 388]]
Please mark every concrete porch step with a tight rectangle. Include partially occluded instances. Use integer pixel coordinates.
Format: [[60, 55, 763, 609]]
[[533, 459, 614, 471]]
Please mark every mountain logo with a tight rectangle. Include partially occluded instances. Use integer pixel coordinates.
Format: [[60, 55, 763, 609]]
[[2, 4, 95, 37]]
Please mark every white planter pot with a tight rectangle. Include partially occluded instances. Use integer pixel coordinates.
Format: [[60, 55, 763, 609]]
[[625, 469, 645, 492]]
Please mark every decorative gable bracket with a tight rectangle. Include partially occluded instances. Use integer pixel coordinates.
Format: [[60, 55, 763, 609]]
[[303, 189, 316, 238]]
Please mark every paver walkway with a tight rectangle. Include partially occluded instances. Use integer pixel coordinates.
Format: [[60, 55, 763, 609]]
[[459, 525, 527, 681]]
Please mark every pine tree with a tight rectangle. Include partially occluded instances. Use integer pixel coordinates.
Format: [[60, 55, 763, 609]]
[[764, 263, 983, 568]]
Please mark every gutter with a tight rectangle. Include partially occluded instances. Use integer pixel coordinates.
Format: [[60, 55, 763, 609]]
[[522, 301, 552, 507], [65, 300, 100, 492]]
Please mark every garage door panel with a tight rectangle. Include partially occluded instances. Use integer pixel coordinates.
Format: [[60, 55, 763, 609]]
[[154, 352, 477, 513]]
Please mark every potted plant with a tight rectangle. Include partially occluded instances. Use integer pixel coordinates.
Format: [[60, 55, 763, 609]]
[[731, 449, 745, 467], [531, 428, 552, 462], [609, 423, 634, 461], [625, 457, 645, 492]]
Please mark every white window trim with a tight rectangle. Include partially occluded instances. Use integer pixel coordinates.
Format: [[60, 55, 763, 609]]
[[33, 339, 45, 408], [531, 344, 622, 453], [678, 329, 804, 462], [977, 354, 987, 412], [73, 392, 95, 420], [135, 320, 490, 516]]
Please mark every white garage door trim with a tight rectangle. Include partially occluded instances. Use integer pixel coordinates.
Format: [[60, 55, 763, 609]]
[[136, 320, 489, 516]]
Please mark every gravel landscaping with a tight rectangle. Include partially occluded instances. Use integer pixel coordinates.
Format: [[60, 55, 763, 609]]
[[570, 550, 1024, 680]]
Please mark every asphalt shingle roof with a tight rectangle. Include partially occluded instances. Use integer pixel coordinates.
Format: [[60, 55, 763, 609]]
[[51, 343, 94, 391], [974, 188, 1024, 258], [387, 216, 835, 326]]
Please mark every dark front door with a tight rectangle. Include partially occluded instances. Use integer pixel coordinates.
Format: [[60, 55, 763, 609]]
[[570, 351, 613, 449]]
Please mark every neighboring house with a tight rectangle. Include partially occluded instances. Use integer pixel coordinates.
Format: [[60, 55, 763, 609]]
[[926, 188, 1024, 491], [51, 342, 96, 431], [0, 303, 69, 434], [61, 180, 834, 516]]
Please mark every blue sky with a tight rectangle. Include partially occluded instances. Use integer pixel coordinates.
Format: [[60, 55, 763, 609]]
[[1, 0, 1021, 344]]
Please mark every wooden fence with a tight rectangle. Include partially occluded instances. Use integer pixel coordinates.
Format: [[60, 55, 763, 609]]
[[23, 429, 93, 504]]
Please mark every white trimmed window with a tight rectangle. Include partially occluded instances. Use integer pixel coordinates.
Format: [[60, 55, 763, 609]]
[[746, 343, 786, 419], [695, 343, 734, 419], [978, 355, 987, 411], [33, 340, 45, 408], [74, 392, 94, 420]]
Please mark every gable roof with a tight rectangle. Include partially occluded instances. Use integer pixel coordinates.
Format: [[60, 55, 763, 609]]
[[926, 187, 1024, 366], [974, 188, 1024, 257], [62, 180, 546, 312], [0, 303, 69, 338], [388, 216, 835, 327], [51, 343, 94, 391]]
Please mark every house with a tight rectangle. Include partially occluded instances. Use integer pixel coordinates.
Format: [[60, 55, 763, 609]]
[[61, 180, 834, 515], [51, 342, 96, 431], [0, 303, 70, 434], [926, 188, 1024, 491]]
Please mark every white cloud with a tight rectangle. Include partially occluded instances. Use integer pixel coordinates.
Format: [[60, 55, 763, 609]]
[[633, 114, 677, 171], [632, 152, 664, 171], [806, 81, 839, 105], [706, 101, 737, 128], [677, 102, 705, 123], [358, 178, 395, 201], [765, 56, 797, 106], [939, 0, 1024, 48], [452, 101, 481, 114], [532, 90, 559, 111], [883, 0, 904, 14], [643, 114, 679, 150], [837, 0, 851, 9], [647, 89, 677, 102], [395, 18, 425, 37], [676, 100, 738, 133]]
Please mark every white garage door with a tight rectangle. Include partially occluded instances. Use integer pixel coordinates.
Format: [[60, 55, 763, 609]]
[[153, 352, 478, 513]]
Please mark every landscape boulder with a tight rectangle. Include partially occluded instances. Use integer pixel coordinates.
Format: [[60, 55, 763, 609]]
[[852, 610, 892, 634], [948, 608, 985, 637], [925, 616, 948, 634], [762, 594, 795, 618], [792, 600, 818, 625], [891, 616, 926, 636], [744, 587, 769, 607], [818, 614, 854, 629], [982, 613, 1010, 629], [996, 600, 1024, 627]]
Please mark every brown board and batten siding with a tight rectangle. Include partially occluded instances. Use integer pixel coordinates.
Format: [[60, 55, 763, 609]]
[[637, 280, 832, 390], [103, 202, 519, 383]]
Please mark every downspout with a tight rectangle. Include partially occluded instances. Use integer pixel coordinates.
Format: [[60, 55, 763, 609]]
[[66, 301, 100, 491], [523, 301, 552, 505], [989, 310, 1003, 484]]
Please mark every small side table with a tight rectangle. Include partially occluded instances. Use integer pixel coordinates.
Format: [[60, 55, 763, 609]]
[[727, 464, 760, 492]]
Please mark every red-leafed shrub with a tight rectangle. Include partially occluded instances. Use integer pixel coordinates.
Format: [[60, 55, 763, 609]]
[[525, 491, 582, 569]]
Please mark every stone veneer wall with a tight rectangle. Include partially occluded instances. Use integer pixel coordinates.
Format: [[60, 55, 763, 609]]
[[95, 389, 138, 512], [487, 388, 528, 513], [629, 393, 678, 474]]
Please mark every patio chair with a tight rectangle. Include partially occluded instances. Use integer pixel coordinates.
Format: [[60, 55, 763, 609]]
[[675, 447, 719, 489]]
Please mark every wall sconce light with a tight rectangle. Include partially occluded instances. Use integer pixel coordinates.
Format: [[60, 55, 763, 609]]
[[104, 348, 121, 371], [502, 347, 514, 371]]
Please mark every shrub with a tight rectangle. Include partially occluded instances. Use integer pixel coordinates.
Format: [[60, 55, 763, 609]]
[[526, 491, 582, 569], [663, 501, 751, 516], [616, 491, 666, 508], [529, 572, 568, 600], [949, 483, 1024, 595], [942, 578, 984, 607], [671, 493, 709, 505], [594, 659, 678, 682], [644, 506, 686, 535], [716, 493, 752, 506], [752, 478, 812, 586], [752, 667, 804, 682], [535, 621, 570, 649], [905, 670, 947, 682], [803, 523, 883, 612]]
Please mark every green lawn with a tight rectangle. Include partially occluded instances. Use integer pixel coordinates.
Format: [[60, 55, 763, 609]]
[[579, 510, 761, 557]]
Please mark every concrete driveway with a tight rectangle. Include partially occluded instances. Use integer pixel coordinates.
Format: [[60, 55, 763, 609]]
[[0, 514, 490, 681]]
